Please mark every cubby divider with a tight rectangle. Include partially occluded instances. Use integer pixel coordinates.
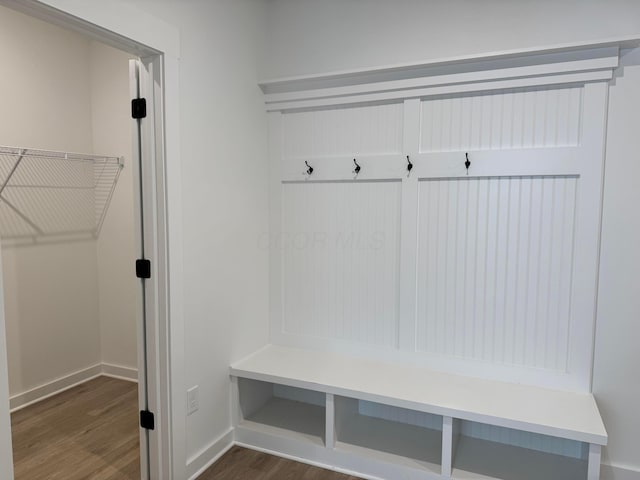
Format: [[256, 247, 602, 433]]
[[325, 393, 335, 449]]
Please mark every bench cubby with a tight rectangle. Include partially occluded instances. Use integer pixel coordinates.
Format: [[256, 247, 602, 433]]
[[236, 378, 326, 446], [451, 419, 589, 480], [333, 396, 442, 475], [230, 345, 607, 480]]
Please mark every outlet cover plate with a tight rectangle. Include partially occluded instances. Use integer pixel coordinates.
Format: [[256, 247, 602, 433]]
[[187, 385, 199, 416]]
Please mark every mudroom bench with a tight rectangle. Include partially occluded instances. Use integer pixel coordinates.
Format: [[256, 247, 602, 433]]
[[230, 345, 607, 480]]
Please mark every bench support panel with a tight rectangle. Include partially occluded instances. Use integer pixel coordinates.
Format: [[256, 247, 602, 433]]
[[325, 393, 335, 449], [588, 443, 602, 480], [441, 416, 461, 478]]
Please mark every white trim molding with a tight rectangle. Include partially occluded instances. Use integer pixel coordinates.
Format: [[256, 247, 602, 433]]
[[187, 439, 640, 480], [186, 428, 234, 480], [102, 363, 139, 383], [9, 364, 103, 412], [233, 442, 379, 480], [9, 364, 139, 412], [260, 39, 640, 112], [601, 463, 640, 480]]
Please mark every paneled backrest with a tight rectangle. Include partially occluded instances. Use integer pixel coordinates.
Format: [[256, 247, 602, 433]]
[[416, 175, 577, 371], [266, 48, 615, 392], [283, 103, 404, 159], [419, 87, 582, 152], [281, 181, 401, 348]]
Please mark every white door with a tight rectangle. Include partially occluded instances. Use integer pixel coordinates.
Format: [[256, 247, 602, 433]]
[[130, 57, 165, 480], [0, 253, 13, 480]]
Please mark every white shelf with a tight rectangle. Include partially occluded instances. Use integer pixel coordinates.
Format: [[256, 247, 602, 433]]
[[242, 396, 325, 447], [231, 345, 607, 445], [452, 436, 587, 480]]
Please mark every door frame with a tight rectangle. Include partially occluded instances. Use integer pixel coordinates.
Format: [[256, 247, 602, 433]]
[[0, 1, 185, 479]]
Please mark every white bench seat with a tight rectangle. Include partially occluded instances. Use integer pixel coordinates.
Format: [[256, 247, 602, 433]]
[[230, 344, 607, 480]]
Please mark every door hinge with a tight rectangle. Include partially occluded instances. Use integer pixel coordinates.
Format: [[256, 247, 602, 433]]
[[136, 259, 151, 279], [132, 98, 147, 119], [140, 410, 155, 430]]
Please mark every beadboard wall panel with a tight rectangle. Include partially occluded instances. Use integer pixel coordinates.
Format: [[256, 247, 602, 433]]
[[459, 420, 585, 459], [415, 175, 578, 372], [270, 82, 608, 393], [359, 400, 443, 431], [273, 384, 326, 408], [419, 87, 582, 153], [281, 180, 401, 347], [283, 102, 404, 159]]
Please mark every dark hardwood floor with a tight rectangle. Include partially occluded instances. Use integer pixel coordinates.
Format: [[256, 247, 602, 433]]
[[197, 446, 362, 480], [11, 376, 140, 480], [11, 378, 361, 479]]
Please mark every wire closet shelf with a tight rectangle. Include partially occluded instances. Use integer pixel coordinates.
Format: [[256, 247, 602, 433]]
[[0, 146, 124, 245]]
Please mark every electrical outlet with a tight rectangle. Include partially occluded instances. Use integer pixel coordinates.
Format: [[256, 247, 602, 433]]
[[187, 385, 199, 415]]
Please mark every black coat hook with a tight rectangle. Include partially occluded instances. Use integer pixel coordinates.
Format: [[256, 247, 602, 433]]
[[353, 158, 361, 175], [465, 152, 471, 174], [305, 161, 314, 175], [407, 155, 413, 172]]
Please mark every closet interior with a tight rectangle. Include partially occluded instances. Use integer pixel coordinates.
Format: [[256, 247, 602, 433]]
[[0, 5, 141, 478]]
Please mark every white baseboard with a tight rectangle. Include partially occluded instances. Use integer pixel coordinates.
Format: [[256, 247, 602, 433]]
[[195, 444, 640, 480], [101, 363, 138, 382], [186, 428, 234, 480], [234, 441, 383, 480], [213, 431, 640, 480], [10, 363, 139, 412], [602, 463, 640, 480], [10, 364, 102, 412]]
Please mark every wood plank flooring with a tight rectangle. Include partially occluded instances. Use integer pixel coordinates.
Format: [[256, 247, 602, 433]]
[[11, 376, 140, 480], [197, 446, 362, 480], [11, 377, 361, 479]]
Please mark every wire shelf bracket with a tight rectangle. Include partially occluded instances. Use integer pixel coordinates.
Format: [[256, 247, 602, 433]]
[[0, 145, 124, 246]]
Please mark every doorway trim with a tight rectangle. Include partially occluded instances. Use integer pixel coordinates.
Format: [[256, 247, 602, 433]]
[[0, 1, 185, 479]]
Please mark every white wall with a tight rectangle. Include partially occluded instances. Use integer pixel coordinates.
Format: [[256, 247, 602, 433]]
[[0, 5, 95, 153], [0, 5, 101, 396], [263, 1, 640, 476], [261, 0, 640, 79], [131, 0, 270, 467], [90, 41, 138, 372]]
